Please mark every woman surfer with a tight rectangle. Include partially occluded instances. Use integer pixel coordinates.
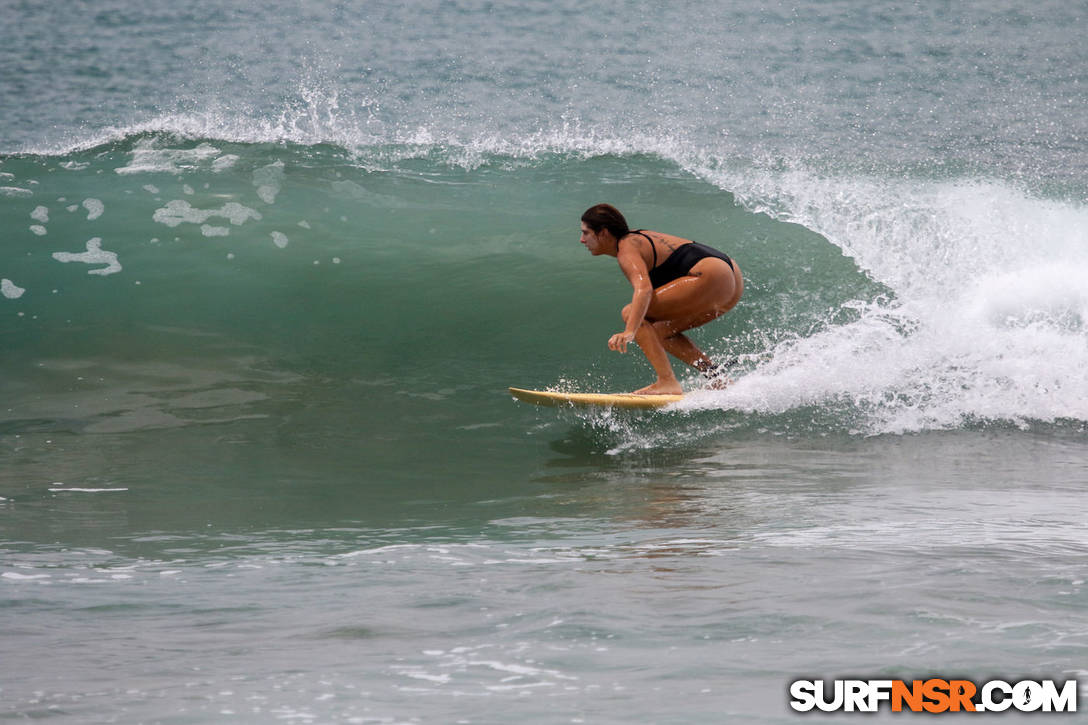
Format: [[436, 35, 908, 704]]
[[579, 203, 743, 395]]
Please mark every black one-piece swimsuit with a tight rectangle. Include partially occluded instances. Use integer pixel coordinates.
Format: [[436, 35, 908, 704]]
[[631, 230, 734, 289]]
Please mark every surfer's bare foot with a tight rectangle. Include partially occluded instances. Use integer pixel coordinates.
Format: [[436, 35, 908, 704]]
[[633, 380, 683, 395]]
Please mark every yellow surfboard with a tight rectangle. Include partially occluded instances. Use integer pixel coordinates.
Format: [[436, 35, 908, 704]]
[[508, 387, 682, 409]]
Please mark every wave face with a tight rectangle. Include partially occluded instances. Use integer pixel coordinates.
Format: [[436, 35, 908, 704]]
[[3, 0, 1087, 439], [2, 131, 1085, 438]]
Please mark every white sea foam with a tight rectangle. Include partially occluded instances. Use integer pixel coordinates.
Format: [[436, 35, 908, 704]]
[[271, 231, 288, 248], [1, 279, 26, 299], [212, 154, 239, 172], [153, 199, 262, 228], [2, 571, 50, 580], [48, 487, 128, 493], [51, 238, 122, 276], [82, 198, 104, 220], [253, 160, 285, 204], [30, 225, 46, 236], [115, 139, 223, 174], [31, 205, 49, 223], [391, 643, 577, 696]]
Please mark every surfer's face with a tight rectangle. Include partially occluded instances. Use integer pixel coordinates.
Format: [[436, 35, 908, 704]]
[[580, 222, 607, 255]]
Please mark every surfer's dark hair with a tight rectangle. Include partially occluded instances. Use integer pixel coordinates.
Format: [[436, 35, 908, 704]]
[[581, 204, 630, 241]]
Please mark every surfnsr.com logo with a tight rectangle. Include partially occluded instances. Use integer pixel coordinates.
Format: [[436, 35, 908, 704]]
[[790, 679, 1078, 713]]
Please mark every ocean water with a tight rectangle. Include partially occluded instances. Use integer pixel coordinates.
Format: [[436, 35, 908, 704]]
[[2, 1, 1087, 722]]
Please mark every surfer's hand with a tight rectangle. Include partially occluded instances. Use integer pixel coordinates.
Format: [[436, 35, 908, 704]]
[[609, 331, 636, 353]]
